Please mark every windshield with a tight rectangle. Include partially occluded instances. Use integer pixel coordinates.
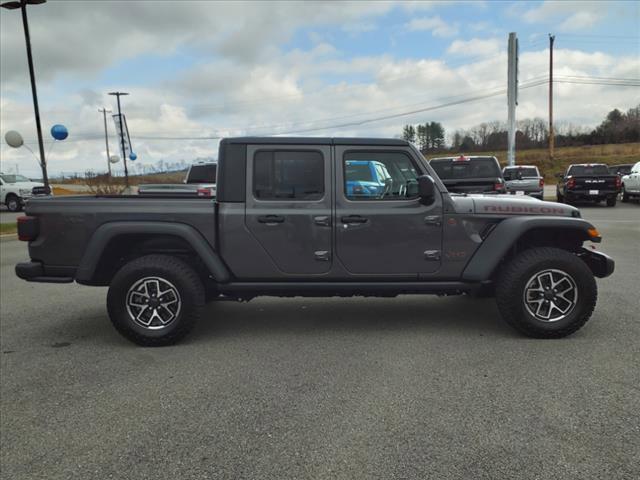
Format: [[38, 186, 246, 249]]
[[503, 167, 538, 180], [0, 174, 31, 183], [186, 164, 216, 183], [567, 165, 610, 176], [430, 157, 501, 180]]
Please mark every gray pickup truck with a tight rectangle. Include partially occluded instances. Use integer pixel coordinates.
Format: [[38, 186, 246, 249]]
[[16, 137, 614, 346]]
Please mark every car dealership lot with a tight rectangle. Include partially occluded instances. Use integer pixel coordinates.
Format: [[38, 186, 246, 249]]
[[1, 204, 638, 480]]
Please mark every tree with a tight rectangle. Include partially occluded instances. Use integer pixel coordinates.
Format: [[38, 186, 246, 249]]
[[429, 121, 445, 150], [402, 124, 416, 143]]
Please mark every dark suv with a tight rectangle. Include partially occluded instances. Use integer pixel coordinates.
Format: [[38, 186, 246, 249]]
[[429, 155, 506, 194]]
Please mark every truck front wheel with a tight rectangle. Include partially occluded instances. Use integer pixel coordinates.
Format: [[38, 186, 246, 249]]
[[107, 254, 205, 346], [495, 247, 597, 338], [5, 194, 22, 212]]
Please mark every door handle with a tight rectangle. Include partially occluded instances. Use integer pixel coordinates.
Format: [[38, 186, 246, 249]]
[[314, 216, 330, 226], [257, 215, 285, 224], [341, 215, 368, 224], [424, 215, 442, 226]]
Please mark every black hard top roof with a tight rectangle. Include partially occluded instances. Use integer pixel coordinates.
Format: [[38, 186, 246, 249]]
[[222, 136, 409, 146]]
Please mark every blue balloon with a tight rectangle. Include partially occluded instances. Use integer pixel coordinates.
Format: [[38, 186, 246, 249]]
[[129, 152, 137, 161], [50, 124, 68, 141]]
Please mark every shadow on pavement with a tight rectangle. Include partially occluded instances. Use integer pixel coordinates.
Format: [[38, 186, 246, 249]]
[[192, 295, 512, 341]]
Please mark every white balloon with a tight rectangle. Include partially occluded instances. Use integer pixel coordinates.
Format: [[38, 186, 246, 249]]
[[109, 155, 120, 164], [5, 130, 24, 148]]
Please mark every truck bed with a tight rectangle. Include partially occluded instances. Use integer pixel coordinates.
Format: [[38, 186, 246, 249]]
[[23, 195, 217, 274]]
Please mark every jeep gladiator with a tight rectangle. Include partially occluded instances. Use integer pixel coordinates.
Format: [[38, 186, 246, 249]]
[[15, 137, 614, 346]]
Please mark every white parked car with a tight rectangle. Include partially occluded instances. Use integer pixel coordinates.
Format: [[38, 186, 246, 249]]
[[621, 161, 640, 203], [0, 173, 46, 212]]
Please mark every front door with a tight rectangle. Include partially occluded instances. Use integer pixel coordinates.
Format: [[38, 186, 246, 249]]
[[245, 144, 332, 275], [335, 146, 443, 277]]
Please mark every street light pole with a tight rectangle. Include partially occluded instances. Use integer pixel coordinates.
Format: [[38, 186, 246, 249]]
[[98, 108, 112, 176], [108, 91, 129, 186], [1, 0, 49, 190]]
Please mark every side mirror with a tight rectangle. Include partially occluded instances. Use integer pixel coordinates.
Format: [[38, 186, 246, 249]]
[[417, 175, 436, 203], [555, 173, 563, 179]]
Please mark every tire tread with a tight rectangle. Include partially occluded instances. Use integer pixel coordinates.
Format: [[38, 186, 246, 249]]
[[495, 247, 597, 338]]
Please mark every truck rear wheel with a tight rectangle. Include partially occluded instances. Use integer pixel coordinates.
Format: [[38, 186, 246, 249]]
[[495, 247, 597, 338], [107, 254, 205, 346], [606, 196, 617, 207]]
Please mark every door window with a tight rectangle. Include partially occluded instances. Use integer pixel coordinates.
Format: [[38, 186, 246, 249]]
[[253, 150, 324, 200], [344, 151, 419, 200]]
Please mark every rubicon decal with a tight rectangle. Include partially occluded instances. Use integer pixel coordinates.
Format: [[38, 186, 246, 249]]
[[483, 205, 567, 215]]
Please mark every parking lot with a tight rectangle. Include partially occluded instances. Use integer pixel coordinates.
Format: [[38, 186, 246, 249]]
[[1, 203, 638, 480]]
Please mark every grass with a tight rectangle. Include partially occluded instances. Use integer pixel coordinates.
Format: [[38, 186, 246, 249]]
[[56, 170, 186, 186], [0, 223, 17, 236], [428, 143, 640, 181]]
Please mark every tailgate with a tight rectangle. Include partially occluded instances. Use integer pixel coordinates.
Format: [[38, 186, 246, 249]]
[[506, 179, 539, 192], [573, 176, 617, 190]]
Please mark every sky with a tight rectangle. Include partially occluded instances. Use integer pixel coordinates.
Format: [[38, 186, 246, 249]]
[[0, 0, 639, 177]]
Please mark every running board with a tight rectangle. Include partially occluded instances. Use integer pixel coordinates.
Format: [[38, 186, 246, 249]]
[[217, 281, 480, 298]]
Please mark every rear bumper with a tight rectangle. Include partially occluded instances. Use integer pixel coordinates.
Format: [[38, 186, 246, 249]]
[[579, 249, 615, 278], [565, 189, 618, 199], [15, 261, 75, 283]]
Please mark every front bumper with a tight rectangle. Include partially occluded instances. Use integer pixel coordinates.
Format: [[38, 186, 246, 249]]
[[579, 249, 615, 278], [15, 261, 74, 283]]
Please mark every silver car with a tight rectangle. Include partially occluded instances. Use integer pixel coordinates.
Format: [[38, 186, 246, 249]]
[[502, 165, 544, 200]]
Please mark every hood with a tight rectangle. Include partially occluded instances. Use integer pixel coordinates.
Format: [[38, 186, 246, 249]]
[[8, 181, 44, 189], [470, 194, 579, 217]]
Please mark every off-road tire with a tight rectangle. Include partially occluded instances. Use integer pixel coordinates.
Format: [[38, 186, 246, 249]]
[[606, 196, 617, 207], [621, 186, 629, 203], [5, 194, 22, 212], [495, 247, 597, 339], [107, 254, 205, 346]]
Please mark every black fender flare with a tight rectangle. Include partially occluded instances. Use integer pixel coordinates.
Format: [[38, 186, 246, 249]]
[[461, 216, 597, 281], [75, 221, 230, 284]]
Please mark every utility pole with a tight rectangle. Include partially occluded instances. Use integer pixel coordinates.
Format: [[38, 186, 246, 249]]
[[507, 32, 518, 166], [1, 0, 49, 191], [98, 107, 112, 176], [108, 92, 129, 186], [548, 34, 555, 161]]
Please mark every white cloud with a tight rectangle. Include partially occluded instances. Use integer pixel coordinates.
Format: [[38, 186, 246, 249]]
[[521, 1, 604, 31], [405, 16, 459, 38], [557, 11, 599, 31], [446, 38, 502, 56]]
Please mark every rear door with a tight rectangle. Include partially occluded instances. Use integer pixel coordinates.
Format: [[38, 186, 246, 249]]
[[335, 146, 443, 277], [245, 144, 332, 275]]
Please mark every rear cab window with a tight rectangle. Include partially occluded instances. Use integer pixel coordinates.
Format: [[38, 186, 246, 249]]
[[567, 165, 610, 176], [503, 166, 539, 180], [253, 150, 324, 201], [430, 157, 502, 180], [187, 164, 217, 183]]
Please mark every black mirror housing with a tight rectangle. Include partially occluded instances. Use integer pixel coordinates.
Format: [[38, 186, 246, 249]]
[[417, 175, 436, 203]]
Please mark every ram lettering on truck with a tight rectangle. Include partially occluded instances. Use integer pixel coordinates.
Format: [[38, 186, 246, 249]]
[[15, 137, 614, 346]]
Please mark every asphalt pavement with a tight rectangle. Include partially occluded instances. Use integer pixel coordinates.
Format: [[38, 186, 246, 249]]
[[1, 203, 639, 480]]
